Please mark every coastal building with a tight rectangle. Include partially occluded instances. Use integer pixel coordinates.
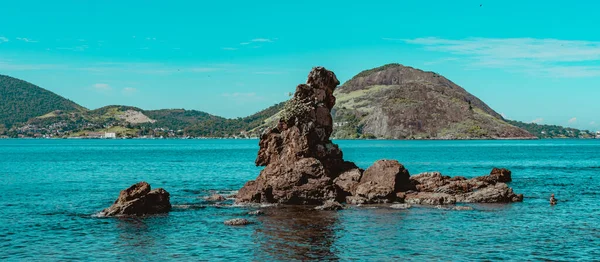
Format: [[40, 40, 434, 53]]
[[85, 132, 104, 138], [104, 132, 117, 139], [596, 131, 600, 138]]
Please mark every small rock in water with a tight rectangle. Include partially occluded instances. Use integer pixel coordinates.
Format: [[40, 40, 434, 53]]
[[247, 210, 264, 215], [99, 181, 171, 217], [224, 218, 252, 226], [453, 206, 474, 211], [315, 200, 344, 211], [205, 194, 226, 202], [390, 203, 412, 209]]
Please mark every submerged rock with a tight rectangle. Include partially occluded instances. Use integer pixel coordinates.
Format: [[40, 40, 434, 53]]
[[390, 203, 412, 209], [248, 210, 264, 216], [453, 206, 474, 211], [204, 194, 226, 202], [315, 200, 345, 211], [99, 182, 171, 217], [224, 218, 252, 226]]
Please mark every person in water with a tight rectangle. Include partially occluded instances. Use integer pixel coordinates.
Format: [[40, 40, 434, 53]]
[[550, 194, 557, 205]]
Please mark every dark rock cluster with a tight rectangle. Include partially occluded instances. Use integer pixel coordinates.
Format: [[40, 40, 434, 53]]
[[99, 181, 171, 217], [236, 67, 523, 206]]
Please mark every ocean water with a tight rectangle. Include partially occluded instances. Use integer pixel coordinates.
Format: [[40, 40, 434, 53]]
[[1, 139, 599, 261]]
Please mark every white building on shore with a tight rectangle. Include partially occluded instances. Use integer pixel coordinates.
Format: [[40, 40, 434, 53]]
[[104, 132, 117, 139]]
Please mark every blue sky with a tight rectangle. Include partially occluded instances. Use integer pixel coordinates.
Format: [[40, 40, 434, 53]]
[[1, 0, 599, 130]]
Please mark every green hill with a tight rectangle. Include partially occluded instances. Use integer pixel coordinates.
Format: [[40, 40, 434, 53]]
[[506, 120, 595, 138], [0, 75, 86, 128]]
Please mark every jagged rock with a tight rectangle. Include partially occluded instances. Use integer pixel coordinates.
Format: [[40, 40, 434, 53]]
[[205, 194, 226, 202], [349, 160, 412, 203], [99, 182, 171, 217], [390, 203, 412, 209], [333, 168, 362, 196], [407, 168, 523, 204], [224, 218, 252, 226], [234, 67, 523, 207], [315, 200, 345, 211], [463, 183, 523, 203], [236, 67, 357, 205], [405, 192, 457, 205]]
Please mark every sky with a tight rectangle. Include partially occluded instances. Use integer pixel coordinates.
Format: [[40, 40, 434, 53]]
[[1, 0, 599, 130]]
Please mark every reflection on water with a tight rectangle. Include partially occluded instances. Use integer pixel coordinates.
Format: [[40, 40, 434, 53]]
[[255, 207, 339, 261], [114, 215, 169, 259], [2, 139, 600, 260]]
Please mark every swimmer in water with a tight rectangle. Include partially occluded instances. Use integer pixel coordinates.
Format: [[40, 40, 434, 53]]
[[550, 194, 557, 205]]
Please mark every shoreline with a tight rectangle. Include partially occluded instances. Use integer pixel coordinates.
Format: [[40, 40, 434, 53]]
[[0, 137, 596, 140]]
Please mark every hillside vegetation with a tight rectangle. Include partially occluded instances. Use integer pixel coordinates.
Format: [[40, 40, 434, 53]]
[[0, 75, 86, 128], [507, 120, 595, 138]]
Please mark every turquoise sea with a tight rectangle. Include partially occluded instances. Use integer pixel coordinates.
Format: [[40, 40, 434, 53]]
[[1, 139, 599, 261]]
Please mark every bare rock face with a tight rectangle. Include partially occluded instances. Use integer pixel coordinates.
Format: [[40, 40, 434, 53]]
[[205, 194, 226, 202], [235, 67, 523, 207], [315, 200, 345, 211], [407, 168, 523, 204], [346, 160, 413, 204], [100, 182, 171, 217], [236, 67, 358, 205], [224, 218, 252, 226]]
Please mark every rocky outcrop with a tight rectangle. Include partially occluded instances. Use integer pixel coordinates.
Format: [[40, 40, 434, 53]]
[[236, 67, 358, 205], [235, 67, 524, 207], [99, 182, 171, 217], [224, 218, 252, 226], [204, 194, 226, 202], [407, 169, 523, 204], [315, 200, 345, 211]]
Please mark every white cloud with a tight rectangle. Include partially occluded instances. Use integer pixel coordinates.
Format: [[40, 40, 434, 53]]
[[0, 36, 8, 43], [222, 47, 238, 51], [251, 38, 273, 42], [16, 37, 38, 43], [397, 37, 600, 77], [531, 118, 544, 124], [568, 117, 577, 124], [240, 42, 250, 45], [122, 87, 138, 95], [590, 121, 597, 126]]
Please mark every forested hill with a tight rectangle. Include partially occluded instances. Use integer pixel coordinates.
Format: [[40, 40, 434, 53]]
[[506, 120, 596, 138], [0, 75, 86, 128]]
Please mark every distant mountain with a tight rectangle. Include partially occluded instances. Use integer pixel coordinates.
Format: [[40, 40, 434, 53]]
[[506, 120, 595, 139], [331, 64, 536, 139], [0, 70, 592, 139], [0, 75, 86, 128]]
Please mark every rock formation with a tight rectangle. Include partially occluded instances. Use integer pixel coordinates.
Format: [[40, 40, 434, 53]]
[[236, 67, 358, 204], [99, 182, 171, 217], [224, 218, 252, 226], [405, 168, 523, 205], [236, 67, 523, 206]]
